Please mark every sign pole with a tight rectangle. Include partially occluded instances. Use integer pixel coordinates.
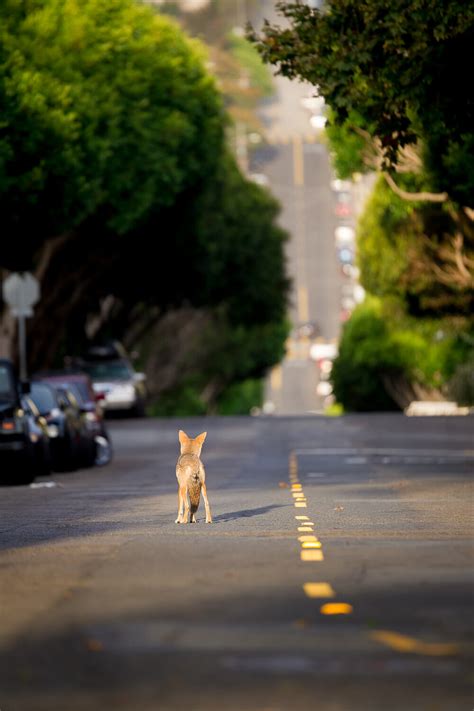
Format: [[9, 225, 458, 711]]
[[18, 315, 27, 381], [2, 272, 40, 380]]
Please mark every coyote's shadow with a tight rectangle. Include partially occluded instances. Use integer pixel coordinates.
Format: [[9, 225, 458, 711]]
[[213, 504, 285, 523]]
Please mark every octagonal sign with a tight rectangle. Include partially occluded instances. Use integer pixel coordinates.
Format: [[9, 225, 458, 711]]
[[2, 272, 40, 317]]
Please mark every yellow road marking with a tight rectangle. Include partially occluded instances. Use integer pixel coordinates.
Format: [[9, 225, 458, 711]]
[[295, 516, 309, 520], [297, 286, 309, 323], [291, 484, 302, 490], [295, 502, 307, 508], [321, 603, 353, 615], [301, 541, 323, 548], [370, 630, 460, 657], [298, 535, 319, 542], [298, 526, 314, 532], [270, 365, 282, 392], [303, 582, 335, 598], [293, 134, 304, 186], [300, 549, 324, 561]]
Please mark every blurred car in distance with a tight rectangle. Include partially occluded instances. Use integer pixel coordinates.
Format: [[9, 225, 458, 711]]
[[80, 359, 147, 416], [316, 380, 333, 397], [293, 321, 320, 339], [30, 381, 83, 471], [0, 358, 40, 485], [335, 202, 352, 218], [310, 342, 338, 363], [337, 246, 354, 265], [36, 372, 112, 466], [249, 173, 269, 187], [335, 225, 355, 246]]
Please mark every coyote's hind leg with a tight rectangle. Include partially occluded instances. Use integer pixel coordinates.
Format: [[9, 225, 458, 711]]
[[175, 486, 185, 523], [182, 487, 190, 524], [202, 482, 213, 523]]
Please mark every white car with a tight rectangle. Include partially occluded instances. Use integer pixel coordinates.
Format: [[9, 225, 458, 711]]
[[81, 360, 147, 416]]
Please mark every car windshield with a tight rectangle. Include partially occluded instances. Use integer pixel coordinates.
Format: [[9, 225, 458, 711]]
[[53, 381, 88, 404], [71, 382, 90, 401], [31, 383, 56, 414], [82, 362, 131, 381], [0, 365, 15, 401]]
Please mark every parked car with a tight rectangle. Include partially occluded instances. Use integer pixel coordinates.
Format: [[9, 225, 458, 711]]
[[79, 359, 147, 416], [56, 385, 99, 467], [21, 395, 52, 477], [0, 358, 40, 484], [29, 381, 83, 471], [36, 372, 112, 466]]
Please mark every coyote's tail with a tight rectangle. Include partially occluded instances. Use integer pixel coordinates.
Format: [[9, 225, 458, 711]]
[[188, 477, 201, 516]]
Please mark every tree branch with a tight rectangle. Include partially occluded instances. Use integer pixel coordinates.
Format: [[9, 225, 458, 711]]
[[34, 232, 73, 283], [351, 126, 449, 203], [383, 172, 448, 203]]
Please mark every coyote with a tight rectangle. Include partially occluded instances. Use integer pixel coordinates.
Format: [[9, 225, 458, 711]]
[[175, 430, 212, 524]]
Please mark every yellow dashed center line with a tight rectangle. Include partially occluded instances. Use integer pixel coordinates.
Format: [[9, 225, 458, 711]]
[[303, 583, 335, 598], [301, 541, 323, 550], [370, 630, 460, 656], [321, 602, 353, 615], [288, 451, 355, 618], [300, 549, 324, 561]]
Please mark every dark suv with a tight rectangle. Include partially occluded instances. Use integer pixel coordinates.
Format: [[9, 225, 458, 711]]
[[0, 358, 38, 484]]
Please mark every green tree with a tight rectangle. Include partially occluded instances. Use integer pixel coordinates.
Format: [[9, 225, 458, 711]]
[[0, 0, 290, 413], [250, 0, 474, 206], [331, 299, 403, 411], [0, 0, 225, 270], [357, 178, 474, 317]]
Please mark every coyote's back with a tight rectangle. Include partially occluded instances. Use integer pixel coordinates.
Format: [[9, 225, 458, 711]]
[[175, 430, 212, 524]]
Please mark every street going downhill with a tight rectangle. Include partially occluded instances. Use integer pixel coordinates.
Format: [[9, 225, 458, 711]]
[[1, 414, 472, 710]]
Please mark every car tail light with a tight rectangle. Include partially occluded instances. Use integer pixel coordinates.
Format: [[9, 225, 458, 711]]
[[1, 421, 15, 431]]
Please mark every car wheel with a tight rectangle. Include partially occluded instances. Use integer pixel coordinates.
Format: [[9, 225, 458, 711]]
[[133, 400, 146, 417], [37, 443, 52, 477], [60, 432, 77, 472], [16, 450, 36, 485]]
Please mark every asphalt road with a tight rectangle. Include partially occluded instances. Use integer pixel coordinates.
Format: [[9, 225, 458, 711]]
[[252, 137, 341, 415], [1, 415, 473, 710], [248, 1, 343, 415]]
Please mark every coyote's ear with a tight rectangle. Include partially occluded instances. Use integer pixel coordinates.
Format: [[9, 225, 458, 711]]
[[179, 430, 189, 444], [195, 431, 207, 445]]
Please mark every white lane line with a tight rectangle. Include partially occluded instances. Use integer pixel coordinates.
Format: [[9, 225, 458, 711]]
[[295, 448, 474, 458]]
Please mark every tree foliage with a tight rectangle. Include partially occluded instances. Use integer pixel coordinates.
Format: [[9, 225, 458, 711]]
[[357, 178, 474, 317], [250, 0, 474, 205], [331, 297, 473, 410], [0, 0, 290, 411], [0, 0, 225, 269]]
